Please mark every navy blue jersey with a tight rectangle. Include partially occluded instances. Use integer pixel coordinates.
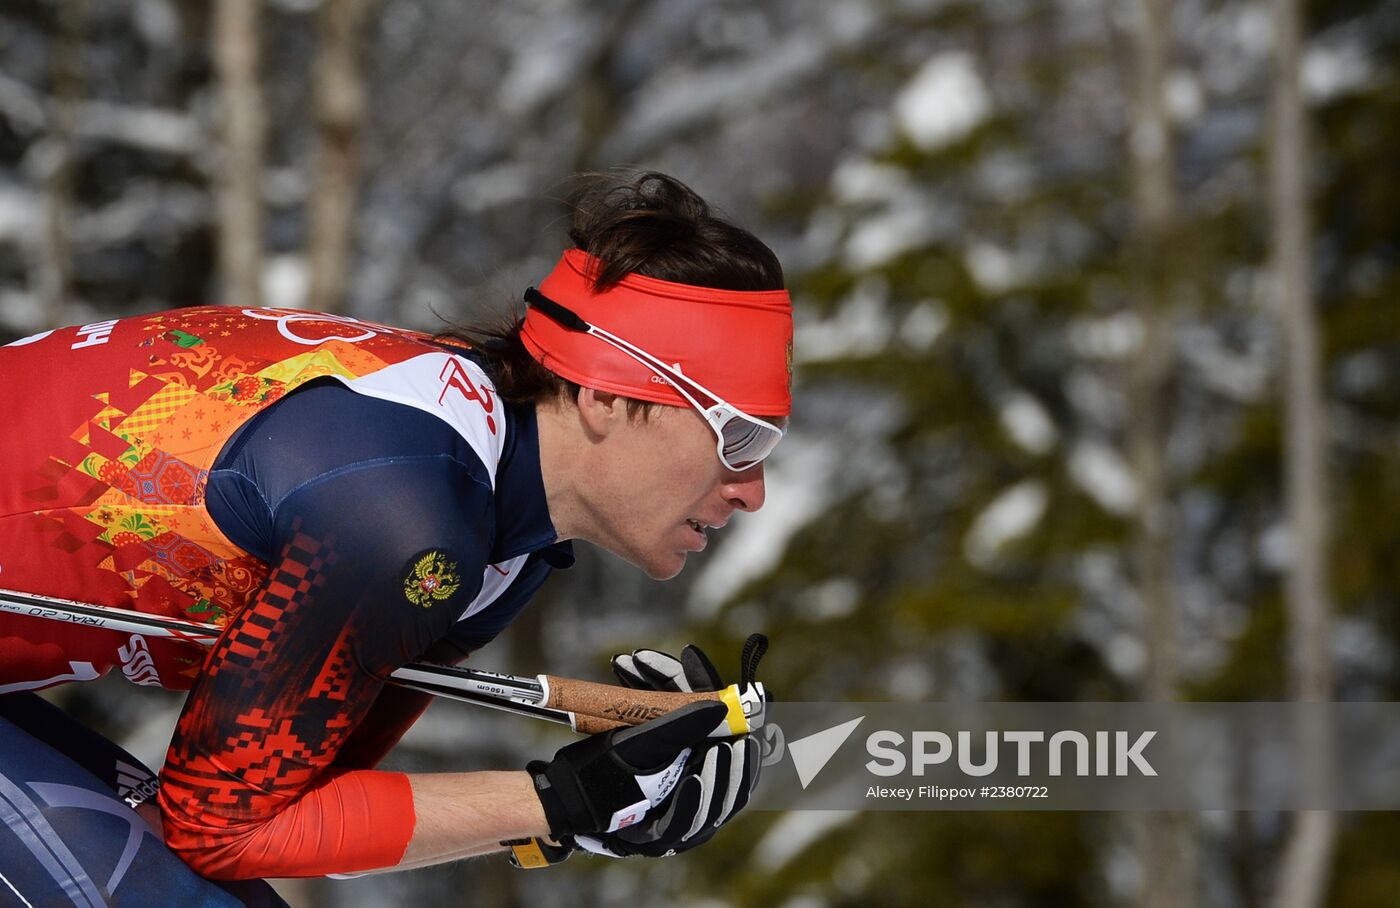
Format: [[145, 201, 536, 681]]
[[158, 379, 574, 877]]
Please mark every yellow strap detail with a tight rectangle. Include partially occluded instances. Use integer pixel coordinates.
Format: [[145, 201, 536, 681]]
[[510, 838, 552, 869], [720, 684, 749, 735]]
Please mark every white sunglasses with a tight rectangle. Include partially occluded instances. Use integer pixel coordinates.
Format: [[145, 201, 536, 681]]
[[525, 288, 785, 471]]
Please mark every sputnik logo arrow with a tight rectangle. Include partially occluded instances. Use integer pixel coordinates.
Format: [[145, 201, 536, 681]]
[[788, 716, 865, 789]]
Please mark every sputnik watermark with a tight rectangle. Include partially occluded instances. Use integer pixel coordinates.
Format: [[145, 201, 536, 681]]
[[750, 702, 1399, 811], [865, 729, 1157, 777]]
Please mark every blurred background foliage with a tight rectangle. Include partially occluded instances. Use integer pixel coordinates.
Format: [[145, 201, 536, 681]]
[[1, 1, 1397, 906]]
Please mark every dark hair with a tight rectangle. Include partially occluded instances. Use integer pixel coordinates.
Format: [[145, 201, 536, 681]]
[[442, 171, 785, 412]]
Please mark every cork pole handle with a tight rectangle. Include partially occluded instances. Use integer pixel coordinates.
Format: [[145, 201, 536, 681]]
[[570, 713, 626, 735], [542, 675, 725, 726]]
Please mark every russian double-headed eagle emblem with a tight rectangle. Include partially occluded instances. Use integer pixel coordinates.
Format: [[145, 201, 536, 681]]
[[404, 550, 462, 607]]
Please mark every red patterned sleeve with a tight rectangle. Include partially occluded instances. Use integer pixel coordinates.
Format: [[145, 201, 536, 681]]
[[158, 459, 494, 879], [330, 621, 479, 771]]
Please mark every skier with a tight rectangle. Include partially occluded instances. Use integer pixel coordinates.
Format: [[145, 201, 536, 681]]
[[0, 172, 788, 904]]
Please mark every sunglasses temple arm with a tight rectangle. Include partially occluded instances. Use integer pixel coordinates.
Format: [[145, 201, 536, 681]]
[[581, 327, 721, 417], [524, 288, 590, 331], [526, 288, 780, 442], [585, 326, 785, 464]]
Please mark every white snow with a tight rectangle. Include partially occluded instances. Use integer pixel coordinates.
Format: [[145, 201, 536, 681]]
[[897, 300, 948, 352], [893, 52, 991, 151], [1256, 521, 1290, 571], [998, 390, 1058, 455], [0, 73, 46, 133], [263, 167, 308, 208], [964, 480, 1047, 567], [965, 241, 1035, 295], [794, 278, 893, 363], [452, 163, 534, 213], [262, 255, 309, 310], [606, 3, 881, 157], [1065, 369, 1127, 429], [1302, 43, 1372, 102], [133, 0, 182, 47], [0, 184, 40, 244], [73, 184, 207, 246], [1178, 324, 1271, 402], [976, 152, 1036, 203], [0, 293, 46, 334], [1105, 633, 1147, 679], [1334, 616, 1396, 677], [1068, 440, 1138, 515], [824, 0, 880, 42], [775, 898, 828, 908], [754, 810, 858, 872], [1165, 70, 1205, 123], [696, 8, 771, 51], [830, 157, 912, 205], [801, 578, 862, 621], [689, 436, 841, 619], [886, 658, 935, 700], [842, 204, 937, 270], [798, 207, 847, 266], [499, 16, 599, 116], [1232, 4, 1273, 58], [850, 106, 899, 153], [1336, 350, 1386, 396], [76, 101, 200, 156], [1068, 312, 1144, 360]]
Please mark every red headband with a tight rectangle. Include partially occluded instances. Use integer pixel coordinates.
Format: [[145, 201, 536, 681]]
[[521, 249, 794, 416]]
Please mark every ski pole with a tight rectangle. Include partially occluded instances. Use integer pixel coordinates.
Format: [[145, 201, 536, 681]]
[[0, 586, 764, 736]]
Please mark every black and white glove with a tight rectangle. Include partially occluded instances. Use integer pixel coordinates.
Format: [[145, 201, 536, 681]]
[[613, 635, 769, 731], [528, 700, 727, 839], [577, 637, 768, 858], [573, 731, 760, 858], [613, 643, 725, 694]]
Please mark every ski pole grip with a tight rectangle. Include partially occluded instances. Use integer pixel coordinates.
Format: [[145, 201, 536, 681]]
[[541, 676, 752, 735], [569, 713, 625, 735]]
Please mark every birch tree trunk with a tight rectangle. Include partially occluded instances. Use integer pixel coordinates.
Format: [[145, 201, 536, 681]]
[[306, 0, 373, 313], [1127, 1, 1195, 905], [213, 0, 264, 309], [1129, 0, 1176, 704], [36, 0, 84, 326], [1269, 0, 1337, 903]]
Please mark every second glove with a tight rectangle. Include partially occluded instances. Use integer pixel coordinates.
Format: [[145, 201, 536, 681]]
[[529, 700, 728, 838]]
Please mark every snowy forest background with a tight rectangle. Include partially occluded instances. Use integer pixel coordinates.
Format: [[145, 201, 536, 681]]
[[2, 0, 1398, 906]]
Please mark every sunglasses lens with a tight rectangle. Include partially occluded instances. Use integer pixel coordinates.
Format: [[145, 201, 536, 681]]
[[719, 415, 782, 470]]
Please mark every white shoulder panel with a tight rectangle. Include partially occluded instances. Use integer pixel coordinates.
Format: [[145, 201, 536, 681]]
[[459, 554, 531, 623], [335, 352, 508, 488]]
